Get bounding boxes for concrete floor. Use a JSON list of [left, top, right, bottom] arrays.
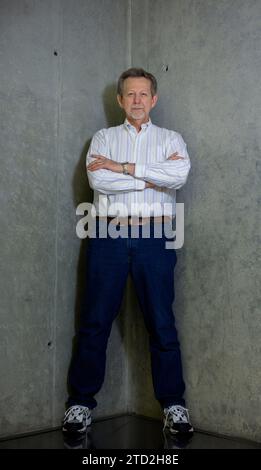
[[0, 415, 260, 449]]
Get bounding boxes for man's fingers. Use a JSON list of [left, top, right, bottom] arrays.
[[167, 152, 184, 160], [87, 157, 109, 171], [88, 164, 104, 169], [89, 154, 106, 160], [87, 161, 102, 167], [87, 154, 108, 170], [88, 165, 104, 171]]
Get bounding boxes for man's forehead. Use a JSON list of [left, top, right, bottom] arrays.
[[123, 77, 151, 91]]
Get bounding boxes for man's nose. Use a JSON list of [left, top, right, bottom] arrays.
[[133, 94, 141, 104]]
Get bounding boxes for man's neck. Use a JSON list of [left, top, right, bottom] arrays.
[[126, 117, 150, 133]]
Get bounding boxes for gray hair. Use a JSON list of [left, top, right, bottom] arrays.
[[117, 67, 158, 97]]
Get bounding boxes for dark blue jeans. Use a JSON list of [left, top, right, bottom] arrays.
[[68, 220, 185, 409]]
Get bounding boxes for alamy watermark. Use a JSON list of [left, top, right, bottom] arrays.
[[75, 201, 185, 249]]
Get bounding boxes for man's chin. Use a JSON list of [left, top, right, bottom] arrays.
[[130, 112, 146, 120]]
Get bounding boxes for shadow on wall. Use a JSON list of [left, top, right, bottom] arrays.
[[66, 83, 127, 398], [102, 84, 125, 127], [127, 277, 162, 418]]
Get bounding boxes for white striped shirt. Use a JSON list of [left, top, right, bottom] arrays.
[[86, 118, 191, 217]]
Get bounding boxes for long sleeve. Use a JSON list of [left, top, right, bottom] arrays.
[[134, 132, 191, 189], [86, 129, 145, 195]]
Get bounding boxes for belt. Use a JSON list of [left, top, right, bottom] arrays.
[[97, 216, 173, 226]]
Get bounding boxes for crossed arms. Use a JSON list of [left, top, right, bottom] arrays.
[[86, 130, 191, 195]]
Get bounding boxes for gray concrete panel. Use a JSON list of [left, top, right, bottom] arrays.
[[0, 0, 60, 435], [130, 0, 261, 442], [0, 0, 129, 437], [53, 0, 129, 425]]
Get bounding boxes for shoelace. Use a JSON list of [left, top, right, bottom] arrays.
[[64, 406, 87, 423], [163, 405, 189, 431]]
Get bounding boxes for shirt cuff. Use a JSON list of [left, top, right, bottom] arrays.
[[135, 164, 146, 179]]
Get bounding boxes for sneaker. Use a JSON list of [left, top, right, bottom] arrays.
[[62, 405, 92, 434], [163, 405, 193, 435]]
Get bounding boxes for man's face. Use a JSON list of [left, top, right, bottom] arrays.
[[117, 77, 158, 124]]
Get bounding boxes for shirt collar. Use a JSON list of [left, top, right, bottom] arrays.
[[124, 118, 152, 131]]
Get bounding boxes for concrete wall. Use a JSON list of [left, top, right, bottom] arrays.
[[130, 0, 261, 442], [1, 0, 261, 444], [0, 0, 129, 438]]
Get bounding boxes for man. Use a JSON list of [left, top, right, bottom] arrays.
[[63, 68, 193, 437]]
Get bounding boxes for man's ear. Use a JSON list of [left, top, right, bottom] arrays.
[[151, 94, 158, 109], [117, 94, 123, 108]]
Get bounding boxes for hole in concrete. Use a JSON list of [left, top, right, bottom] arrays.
[[161, 64, 169, 72]]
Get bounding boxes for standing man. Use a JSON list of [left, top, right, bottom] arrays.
[[63, 68, 193, 436]]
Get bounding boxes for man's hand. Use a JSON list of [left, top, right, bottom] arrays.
[[167, 151, 184, 160], [145, 182, 156, 189], [87, 155, 122, 173]]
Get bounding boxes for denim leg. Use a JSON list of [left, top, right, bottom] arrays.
[[68, 235, 129, 409], [130, 231, 186, 408]]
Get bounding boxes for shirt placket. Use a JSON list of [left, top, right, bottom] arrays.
[[132, 127, 145, 214]]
